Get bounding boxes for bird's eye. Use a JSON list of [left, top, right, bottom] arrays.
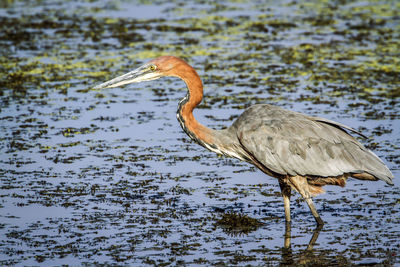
[[150, 65, 157, 71]]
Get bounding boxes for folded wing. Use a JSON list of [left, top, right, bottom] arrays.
[[231, 104, 393, 185]]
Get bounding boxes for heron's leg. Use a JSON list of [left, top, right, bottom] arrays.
[[279, 179, 291, 223], [304, 197, 324, 225], [288, 176, 324, 226]]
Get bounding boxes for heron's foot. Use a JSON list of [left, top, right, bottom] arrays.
[[304, 197, 324, 226], [284, 221, 292, 248]]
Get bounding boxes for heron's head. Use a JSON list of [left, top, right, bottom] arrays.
[[93, 55, 189, 90]]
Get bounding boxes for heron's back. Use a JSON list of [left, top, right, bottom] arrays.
[[229, 104, 393, 185]]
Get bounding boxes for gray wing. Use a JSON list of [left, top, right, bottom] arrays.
[[231, 104, 393, 185]]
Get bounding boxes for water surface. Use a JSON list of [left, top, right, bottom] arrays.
[[0, 0, 399, 265]]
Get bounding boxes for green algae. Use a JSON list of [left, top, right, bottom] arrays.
[[216, 212, 263, 235]]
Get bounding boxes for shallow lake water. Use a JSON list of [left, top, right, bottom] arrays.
[[0, 0, 399, 265]]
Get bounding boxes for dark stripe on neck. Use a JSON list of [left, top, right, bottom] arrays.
[[177, 92, 211, 149]]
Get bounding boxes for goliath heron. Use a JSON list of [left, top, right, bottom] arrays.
[[94, 55, 394, 225]]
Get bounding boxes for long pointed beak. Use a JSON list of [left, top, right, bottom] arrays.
[[93, 64, 162, 90]]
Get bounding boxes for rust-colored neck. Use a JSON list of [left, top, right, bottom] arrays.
[[174, 63, 214, 146]]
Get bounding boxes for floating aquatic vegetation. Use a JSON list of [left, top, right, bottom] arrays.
[[0, 0, 399, 266]]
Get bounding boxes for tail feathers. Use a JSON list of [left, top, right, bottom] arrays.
[[353, 171, 394, 185], [307, 170, 394, 198], [362, 149, 394, 185]]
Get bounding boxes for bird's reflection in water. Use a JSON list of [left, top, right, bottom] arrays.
[[216, 212, 331, 265], [283, 222, 323, 250], [281, 223, 323, 266], [216, 212, 322, 247]]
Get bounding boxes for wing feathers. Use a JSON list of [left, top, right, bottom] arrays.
[[232, 104, 394, 185]]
